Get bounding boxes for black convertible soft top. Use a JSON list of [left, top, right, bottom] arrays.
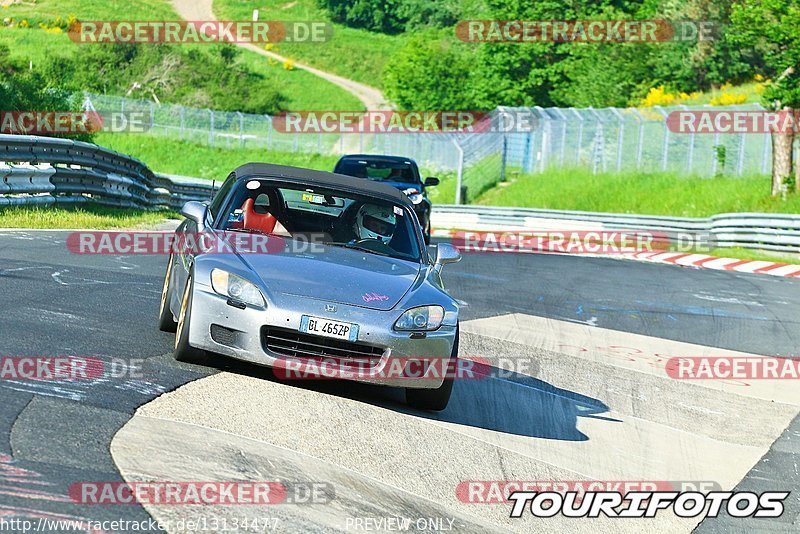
[[232, 163, 411, 206]]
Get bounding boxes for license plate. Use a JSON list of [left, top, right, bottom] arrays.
[[300, 315, 359, 342]]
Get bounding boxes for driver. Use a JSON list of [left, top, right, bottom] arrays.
[[353, 204, 396, 245]]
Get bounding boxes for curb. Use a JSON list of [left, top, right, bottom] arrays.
[[431, 228, 800, 279]]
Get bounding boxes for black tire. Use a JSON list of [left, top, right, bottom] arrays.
[[158, 254, 178, 332], [405, 326, 458, 411], [423, 217, 431, 245], [174, 274, 204, 363]]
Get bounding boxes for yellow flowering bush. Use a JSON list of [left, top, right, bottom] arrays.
[[710, 92, 747, 106], [283, 59, 294, 70], [640, 86, 676, 106]]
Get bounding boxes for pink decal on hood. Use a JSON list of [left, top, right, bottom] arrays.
[[362, 292, 390, 303]]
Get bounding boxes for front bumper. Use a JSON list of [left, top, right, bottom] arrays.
[[187, 283, 456, 389]]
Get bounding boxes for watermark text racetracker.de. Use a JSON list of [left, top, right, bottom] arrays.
[[0, 110, 151, 136], [271, 110, 538, 134], [456, 20, 718, 42], [68, 20, 331, 44], [67, 231, 325, 255], [448, 230, 716, 255], [69, 481, 333, 505], [0, 356, 158, 382]]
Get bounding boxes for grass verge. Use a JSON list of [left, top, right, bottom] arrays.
[[0, 205, 179, 229], [94, 133, 342, 180], [475, 168, 800, 217]]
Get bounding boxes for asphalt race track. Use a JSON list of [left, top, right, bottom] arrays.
[[0, 229, 798, 532]]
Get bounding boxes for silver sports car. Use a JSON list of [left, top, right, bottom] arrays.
[[158, 163, 462, 410]]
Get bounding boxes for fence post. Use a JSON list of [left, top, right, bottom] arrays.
[[179, 106, 185, 140], [737, 130, 747, 176], [453, 138, 464, 205], [208, 109, 215, 146], [237, 112, 244, 148], [265, 115, 272, 149], [679, 105, 694, 174], [534, 106, 547, 172], [553, 107, 568, 167], [610, 107, 624, 171], [570, 108, 583, 166], [631, 108, 645, 170], [655, 106, 669, 171]]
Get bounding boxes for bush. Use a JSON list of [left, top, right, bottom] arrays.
[[42, 44, 288, 115], [0, 45, 93, 141], [317, 0, 459, 33]]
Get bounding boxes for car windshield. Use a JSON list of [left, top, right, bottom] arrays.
[[335, 159, 419, 184], [218, 178, 422, 262]]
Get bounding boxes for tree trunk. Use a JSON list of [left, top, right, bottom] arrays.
[[771, 108, 793, 196]]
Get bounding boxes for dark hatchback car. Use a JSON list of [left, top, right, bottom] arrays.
[[333, 155, 439, 244]]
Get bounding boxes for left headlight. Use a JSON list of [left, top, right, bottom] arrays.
[[211, 269, 265, 307], [394, 305, 444, 331], [403, 187, 424, 205]]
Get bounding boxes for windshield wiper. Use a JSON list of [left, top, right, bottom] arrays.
[[325, 242, 392, 257]]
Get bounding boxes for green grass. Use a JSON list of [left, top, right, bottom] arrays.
[[94, 132, 341, 179], [476, 168, 800, 217], [0, 0, 362, 110], [0, 205, 179, 229], [426, 170, 456, 204], [214, 0, 403, 88]]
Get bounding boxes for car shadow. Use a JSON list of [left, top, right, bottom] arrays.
[[204, 355, 612, 442]]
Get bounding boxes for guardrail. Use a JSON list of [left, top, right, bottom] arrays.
[[431, 205, 800, 254], [0, 134, 217, 210]]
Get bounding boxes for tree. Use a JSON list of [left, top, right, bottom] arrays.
[[730, 0, 800, 195]]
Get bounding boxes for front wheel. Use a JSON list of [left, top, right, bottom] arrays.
[[405, 326, 458, 411], [158, 254, 178, 332], [174, 274, 204, 364]]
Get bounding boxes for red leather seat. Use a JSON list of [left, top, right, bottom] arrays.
[[241, 198, 277, 234]]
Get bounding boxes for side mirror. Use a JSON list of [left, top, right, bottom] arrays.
[[434, 243, 461, 272], [180, 201, 208, 230], [424, 177, 439, 187]]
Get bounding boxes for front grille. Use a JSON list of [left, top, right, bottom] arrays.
[[261, 326, 384, 367]]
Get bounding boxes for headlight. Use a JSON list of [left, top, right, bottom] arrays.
[[211, 269, 265, 307], [403, 188, 424, 205], [394, 305, 444, 331]]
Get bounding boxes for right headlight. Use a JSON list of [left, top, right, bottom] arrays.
[[210, 269, 265, 307], [394, 305, 444, 331]]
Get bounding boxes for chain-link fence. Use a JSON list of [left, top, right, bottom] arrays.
[[84, 94, 772, 204]]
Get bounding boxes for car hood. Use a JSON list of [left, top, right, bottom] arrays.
[[238, 244, 421, 311]]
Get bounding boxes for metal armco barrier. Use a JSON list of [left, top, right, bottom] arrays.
[[431, 205, 800, 253], [0, 134, 217, 210]]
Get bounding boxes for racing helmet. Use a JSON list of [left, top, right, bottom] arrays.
[[354, 204, 396, 244]]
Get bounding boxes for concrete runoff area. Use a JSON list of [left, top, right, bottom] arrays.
[[111, 314, 799, 532]]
